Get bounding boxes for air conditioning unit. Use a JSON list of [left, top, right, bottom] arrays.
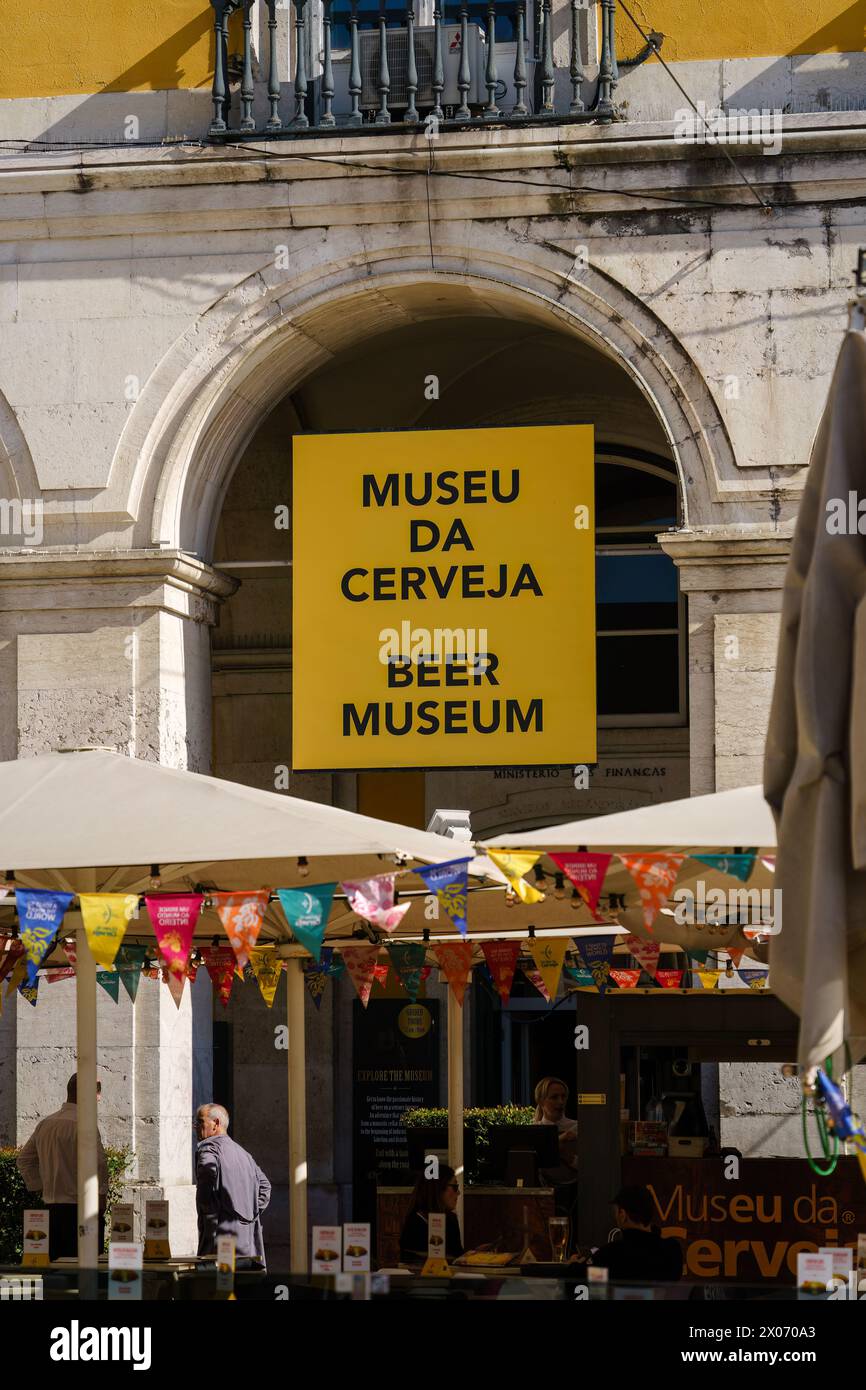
[[359, 25, 487, 110]]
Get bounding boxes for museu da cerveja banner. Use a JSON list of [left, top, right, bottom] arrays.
[[292, 425, 596, 769]]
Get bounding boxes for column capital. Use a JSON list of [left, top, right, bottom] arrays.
[[0, 549, 238, 622], [658, 527, 792, 594]]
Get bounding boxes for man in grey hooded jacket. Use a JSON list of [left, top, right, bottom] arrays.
[[195, 1103, 271, 1266]]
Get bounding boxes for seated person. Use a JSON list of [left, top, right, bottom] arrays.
[[590, 1185, 683, 1282], [399, 1165, 464, 1265], [533, 1076, 578, 1185]]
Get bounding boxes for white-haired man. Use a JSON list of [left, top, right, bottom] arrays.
[[195, 1103, 271, 1267]]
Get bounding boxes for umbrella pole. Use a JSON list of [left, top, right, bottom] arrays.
[[75, 924, 99, 1273], [286, 958, 308, 1271], [447, 986, 464, 1233]]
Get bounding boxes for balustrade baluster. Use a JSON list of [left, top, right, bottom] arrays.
[[348, 0, 363, 125], [484, 0, 499, 118], [597, 0, 614, 119], [405, 1, 419, 124], [321, 0, 336, 125], [511, 0, 527, 115], [540, 0, 554, 114], [456, 0, 471, 120], [432, 0, 445, 120], [240, 0, 255, 130], [375, 0, 391, 124], [569, 0, 585, 113], [291, 0, 310, 128], [210, 1, 229, 133], [266, 0, 282, 129]]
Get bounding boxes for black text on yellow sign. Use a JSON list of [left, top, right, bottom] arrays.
[[292, 425, 596, 770]]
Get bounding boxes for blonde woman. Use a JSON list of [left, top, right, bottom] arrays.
[[533, 1076, 578, 1181]]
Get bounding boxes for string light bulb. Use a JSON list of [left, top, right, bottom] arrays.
[[505, 887, 516, 908], [149, 864, 162, 889], [554, 872, 565, 900], [532, 865, 547, 889], [570, 888, 581, 911], [297, 857, 310, 879]]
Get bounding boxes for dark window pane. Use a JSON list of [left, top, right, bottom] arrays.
[[596, 552, 678, 604], [597, 634, 680, 715], [598, 602, 678, 631]]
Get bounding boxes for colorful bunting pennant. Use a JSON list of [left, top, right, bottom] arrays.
[[5, 954, 28, 997], [432, 941, 474, 1007], [212, 891, 269, 971], [737, 967, 769, 991], [573, 936, 615, 995], [416, 858, 471, 935], [163, 966, 185, 1009], [549, 853, 612, 919], [97, 970, 120, 1003], [19, 974, 39, 1008], [79, 893, 139, 970], [341, 874, 410, 934], [0, 935, 25, 985], [44, 967, 76, 983], [386, 943, 426, 1001], [276, 884, 336, 963], [486, 851, 545, 905], [527, 938, 568, 1001], [341, 945, 380, 1008], [116, 945, 148, 1002], [250, 950, 283, 1007], [522, 964, 551, 1001], [692, 853, 757, 883], [655, 969, 684, 990], [17, 889, 73, 985], [303, 947, 337, 1011], [202, 945, 237, 1009], [564, 964, 595, 989], [697, 969, 720, 990], [617, 854, 685, 933], [145, 894, 203, 977], [481, 940, 521, 1004], [610, 968, 641, 989]]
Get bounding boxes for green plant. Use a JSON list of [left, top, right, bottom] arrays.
[[0, 1146, 132, 1264], [401, 1105, 535, 1183]]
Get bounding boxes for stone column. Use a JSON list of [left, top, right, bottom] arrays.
[[658, 529, 791, 796], [1, 549, 236, 1253]]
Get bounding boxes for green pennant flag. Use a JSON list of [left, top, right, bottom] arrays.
[[116, 945, 148, 1002], [97, 969, 120, 1003], [693, 852, 757, 883], [386, 942, 426, 1001], [276, 884, 336, 963]]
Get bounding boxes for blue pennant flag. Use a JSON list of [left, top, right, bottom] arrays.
[[417, 858, 471, 936], [17, 889, 74, 985], [573, 936, 616, 995], [277, 884, 336, 963]]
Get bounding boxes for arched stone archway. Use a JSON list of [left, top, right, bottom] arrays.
[[121, 237, 742, 559]]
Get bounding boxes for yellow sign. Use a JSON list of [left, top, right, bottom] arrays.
[[578, 1093, 606, 1106], [292, 425, 596, 769], [398, 1003, 431, 1038]]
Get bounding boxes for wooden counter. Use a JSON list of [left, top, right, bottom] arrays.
[[377, 1185, 556, 1266]]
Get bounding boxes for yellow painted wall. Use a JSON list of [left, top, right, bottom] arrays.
[[2, 0, 863, 98], [623, 0, 865, 64]]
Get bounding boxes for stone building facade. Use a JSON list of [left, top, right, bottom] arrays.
[[1, 0, 865, 1256]]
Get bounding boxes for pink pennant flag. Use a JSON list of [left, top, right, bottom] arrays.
[[550, 853, 612, 919], [623, 934, 661, 980], [341, 874, 411, 934], [522, 964, 551, 1002], [618, 854, 685, 933], [373, 961, 390, 990], [610, 968, 641, 989], [201, 945, 236, 1009], [45, 967, 76, 983], [341, 945, 380, 1007], [145, 894, 203, 977]]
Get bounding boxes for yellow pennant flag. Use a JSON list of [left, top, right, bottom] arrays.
[[5, 955, 28, 997], [487, 850, 545, 905], [250, 950, 283, 1008], [698, 969, 720, 990], [79, 893, 139, 970], [528, 938, 568, 1000]]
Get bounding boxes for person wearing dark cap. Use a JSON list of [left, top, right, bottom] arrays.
[[590, 1185, 682, 1281]]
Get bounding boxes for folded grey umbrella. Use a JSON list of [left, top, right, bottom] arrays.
[[765, 325, 866, 1072]]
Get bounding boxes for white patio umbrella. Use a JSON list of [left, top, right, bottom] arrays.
[[0, 748, 475, 1272]]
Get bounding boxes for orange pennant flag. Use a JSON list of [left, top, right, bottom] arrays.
[[433, 941, 474, 1007], [618, 854, 685, 933], [212, 891, 270, 971]]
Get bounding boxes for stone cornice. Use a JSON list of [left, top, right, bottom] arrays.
[[658, 527, 792, 591], [0, 548, 238, 600]]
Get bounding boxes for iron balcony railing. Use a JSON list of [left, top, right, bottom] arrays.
[[209, 0, 656, 137]]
